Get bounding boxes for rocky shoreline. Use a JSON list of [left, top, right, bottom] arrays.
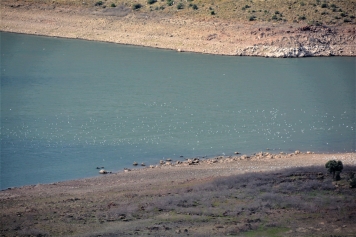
[[124, 150, 314, 172], [1, 0, 355, 58]]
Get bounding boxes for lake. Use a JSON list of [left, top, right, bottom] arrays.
[[1, 32, 355, 189]]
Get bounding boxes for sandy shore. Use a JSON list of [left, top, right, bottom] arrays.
[[1, 0, 355, 57]]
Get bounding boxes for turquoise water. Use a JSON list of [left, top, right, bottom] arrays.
[[1, 32, 355, 189]]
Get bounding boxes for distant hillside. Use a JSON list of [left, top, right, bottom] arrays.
[[29, 0, 356, 25]]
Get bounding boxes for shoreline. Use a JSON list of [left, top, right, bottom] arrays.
[[1, 0, 355, 58], [2, 151, 355, 190]]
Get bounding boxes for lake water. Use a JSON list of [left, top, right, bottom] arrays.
[[1, 32, 355, 189]]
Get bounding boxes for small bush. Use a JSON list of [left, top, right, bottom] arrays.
[[132, 3, 142, 9], [275, 10, 280, 14], [147, 0, 157, 4], [177, 2, 184, 9], [344, 18, 352, 22], [191, 4, 198, 10], [167, 0, 174, 6], [210, 10, 215, 15], [249, 16, 255, 21], [299, 15, 306, 20], [95, 1, 103, 6], [272, 15, 278, 20], [110, 3, 116, 7], [321, 3, 328, 8], [340, 12, 347, 17], [325, 160, 343, 180]]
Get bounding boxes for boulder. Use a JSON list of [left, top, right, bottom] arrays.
[[99, 169, 107, 174]]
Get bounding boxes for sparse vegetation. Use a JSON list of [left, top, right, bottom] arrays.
[[6, 0, 355, 24], [177, 2, 184, 9], [110, 3, 116, 7], [167, 0, 174, 6], [94, 0, 103, 6], [2, 161, 356, 236], [132, 3, 142, 9]]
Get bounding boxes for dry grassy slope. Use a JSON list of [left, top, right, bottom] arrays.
[[29, 0, 356, 24]]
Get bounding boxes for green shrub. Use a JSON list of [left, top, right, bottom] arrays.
[[95, 1, 103, 6], [192, 4, 198, 10], [272, 15, 278, 20], [110, 3, 116, 7], [340, 12, 347, 17], [147, 0, 157, 4], [321, 3, 328, 8], [242, 5, 250, 10], [275, 10, 280, 14], [249, 16, 255, 21], [177, 2, 184, 9], [132, 3, 142, 9], [298, 16, 306, 20], [210, 10, 215, 15], [344, 18, 352, 22], [325, 160, 343, 180], [167, 0, 174, 6]]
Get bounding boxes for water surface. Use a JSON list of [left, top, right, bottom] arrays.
[[1, 32, 355, 189]]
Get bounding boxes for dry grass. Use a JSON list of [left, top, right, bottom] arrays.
[[3, 165, 356, 236], [25, 0, 356, 25]]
